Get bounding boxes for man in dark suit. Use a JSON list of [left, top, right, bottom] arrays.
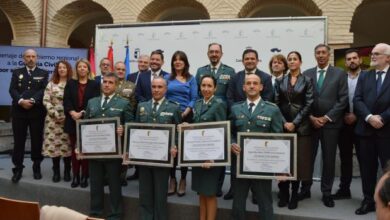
[[127, 54, 150, 85], [83, 72, 134, 219], [332, 49, 364, 200], [299, 44, 348, 208], [8, 48, 49, 182], [227, 48, 273, 108], [135, 50, 170, 103], [225, 48, 273, 201], [354, 43, 390, 215], [94, 57, 111, 86]]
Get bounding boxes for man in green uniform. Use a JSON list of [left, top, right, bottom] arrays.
[[195, 43, 235, 102], [136, 77, 181, 220], [195, 42, 235, 197], [114, 61, 137, 186], [230, 74, 283, 220], [84, 72, 134, 220]]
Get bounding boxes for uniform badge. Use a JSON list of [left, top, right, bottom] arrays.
[[122, 88, 132, 97], [19, 74, 23, 79], [140, 107, 145, 113]]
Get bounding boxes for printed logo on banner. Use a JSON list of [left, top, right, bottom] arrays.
[[235, 30, 247, 39], [267, 29, 280, 38]]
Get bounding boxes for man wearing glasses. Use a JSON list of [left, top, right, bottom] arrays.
[[95, 58, 112, 85], [354, 43, 390, 215]]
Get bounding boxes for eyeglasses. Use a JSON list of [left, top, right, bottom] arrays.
[[101, 63, 110, 66], [370, 52, 386, 57]]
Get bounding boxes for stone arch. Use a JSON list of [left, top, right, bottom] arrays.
[[46, 0, 113, 48], [138, 0, 210, 22], [0, 0, 39, 46], [0, 8, 13, 45], [351, 0, 390, 47], [238, 0, 322, 18]]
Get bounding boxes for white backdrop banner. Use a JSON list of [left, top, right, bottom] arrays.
[[95, 17, 326, 75]]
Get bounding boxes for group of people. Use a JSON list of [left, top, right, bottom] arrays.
[[8, 42, 390, 220]]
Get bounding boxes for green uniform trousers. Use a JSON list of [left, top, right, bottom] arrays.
[[139, 166, 170, 220]]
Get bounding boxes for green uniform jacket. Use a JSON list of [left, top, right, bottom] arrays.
[[193, 97, 226, 122], [85, 94, 134, 124], [195, 63, 235, 101], [136, 98, 181, 124], [230, 99, 284, 143]]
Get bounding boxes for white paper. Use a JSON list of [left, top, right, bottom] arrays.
[[183, 128, 225, 161], [81, 123, 116, 153], [243, 138, 290, 173], [128, 129, 169, 161]]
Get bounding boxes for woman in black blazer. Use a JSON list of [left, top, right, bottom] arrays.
[[63, 58, 100, 188], [274, 51, 314, 209]]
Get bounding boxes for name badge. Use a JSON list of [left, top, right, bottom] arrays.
[[33, 77, 44, 80], [160, 112, 173, 116], [257, 115, 271, 121], [110, 107, 122, 111]]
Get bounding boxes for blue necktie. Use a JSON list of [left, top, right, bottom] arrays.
[[376, 71, 384, 95]]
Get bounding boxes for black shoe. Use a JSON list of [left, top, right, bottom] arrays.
[[33, 171, 42, 180], [252, 194, 258, 204], [11, 168, 22, 183], [331, 189, 351, 200], [126, 173, 139, 181], [71, 174, 80, 188], [216, 190, 223, 197], [355, 200, 375, 215], [297, 190, 311, 201], [322, 195, 335, 208], [121, 178, 128, 187], [288, 193, 298, 210], [278, 193, 289, 208], [80, 175, 88, 188], [223, 189, 233, 200], [63, 169, 71, 182], [52, 172, 60, 183]]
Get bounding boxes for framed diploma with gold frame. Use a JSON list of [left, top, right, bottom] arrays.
[[76, 117, 121, 159], [237, 132, 297, 180], [178, 121, 231, 167], [123, 123, 175, 168]]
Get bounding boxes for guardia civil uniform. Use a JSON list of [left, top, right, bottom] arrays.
[[136, 98, 181, 220], [191, 97, 227, 196], [195, 63, 235, 101], [230, 98, 283, 220], [195, 63, 235, 193], [85, 94, 134, 220]]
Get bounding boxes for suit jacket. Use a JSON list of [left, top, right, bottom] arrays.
[[135, 70, 170, 102], [229, 99, 283, 143], [193, 97, 227, 123], [303, 66, 348, 129], [85, 94, 134, 124], [354, 69, 390, 137], [226, 69, 273, 108], [9, 66, 48, 118], [127, 71, 140, 84], [94, 75, 103, 86], [63, 79, 100, 134], [274, 73, 314, 135], [195, 63, 235, 101]]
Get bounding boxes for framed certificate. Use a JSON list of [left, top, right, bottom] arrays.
[[237, 132, 297, 180], [76, 117, 121, 159], [123, 123, 175, 167], [178, 121, 231, 167]]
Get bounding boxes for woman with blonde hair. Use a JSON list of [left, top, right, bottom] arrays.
[[63, 58, 100, 188]]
